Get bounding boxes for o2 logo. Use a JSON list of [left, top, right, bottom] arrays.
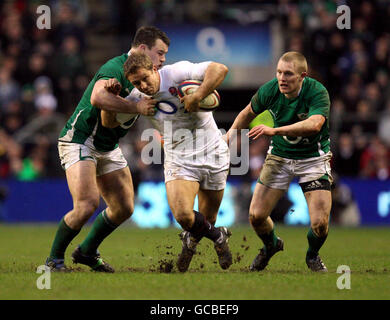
[[156, 101, 177, 114], [155, 101, 188, 114]]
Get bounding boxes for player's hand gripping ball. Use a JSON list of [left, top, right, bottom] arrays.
[[178, 80, 220, 111]]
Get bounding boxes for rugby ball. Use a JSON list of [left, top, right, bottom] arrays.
[[177, 80, 220, 111]]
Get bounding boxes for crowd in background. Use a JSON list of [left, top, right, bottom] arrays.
[[0, 0, 390, 186], [0, 0, 89, 179]]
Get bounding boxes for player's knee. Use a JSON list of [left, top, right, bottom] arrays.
[[311, 219, 329, 237], [175, 211, 194, 230], [116, 202, 134, 220], [249, 208, 267, 227], [75, 199, 99, 215], [74, 199, 99, 221]]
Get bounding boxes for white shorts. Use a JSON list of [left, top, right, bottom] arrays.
[[58, 141, 128, 176], [164, 163, 229, 190], [259, 152, 333, 190], [164, 138, 230, 190]]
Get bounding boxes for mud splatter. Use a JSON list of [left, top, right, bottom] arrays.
[[158, 259, 174, 273]]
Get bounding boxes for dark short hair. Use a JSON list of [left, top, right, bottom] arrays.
[[131, 26, 170, 49], [124, 52, 154, 79]]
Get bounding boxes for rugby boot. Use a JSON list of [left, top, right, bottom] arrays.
[[250, 237, 284, 271], [71, 245, 115, 273], [306, 254, 328, 272], [45, 258, 70, 272], [176, 231, 199, 272], [214, 227, 233, 270]]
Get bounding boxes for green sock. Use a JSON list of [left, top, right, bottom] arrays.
[[49, 218, 80, 260], [259, 228, 278, 253], [306, 228, 327, 259], [79, 210, 118, 255]]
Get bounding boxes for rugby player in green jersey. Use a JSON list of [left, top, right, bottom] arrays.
[[227, 52, 332, 272], [45, 27, 170, 272]]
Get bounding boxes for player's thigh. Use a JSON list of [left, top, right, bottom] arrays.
[[97, 166, 135, 214], [258, 154, 293, 190], [249, 183, 285, 220], [198, 188, 224, 223], [66, 160, 100, 208], [304, 189, 332, 231], [165, 179, 199, 217]]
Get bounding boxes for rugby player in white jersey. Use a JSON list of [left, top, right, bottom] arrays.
[[102, 52, 232, 272]]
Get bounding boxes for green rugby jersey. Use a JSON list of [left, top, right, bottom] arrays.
[[59, 53, 137, 152], [251, 77, 330, 159]]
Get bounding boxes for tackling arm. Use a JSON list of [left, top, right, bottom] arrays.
[[226, 103, 257, 143], [248, 114, 325, 140], [91, 79, 157, 116], [91, 79, 139, 113]]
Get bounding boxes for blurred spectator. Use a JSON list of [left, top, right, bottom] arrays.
[[34, 76, 58, 114], [53, 35, 87, 114], [352, 99, 378, 134], [0, 128, 23, 179], [185, 0, 218, 24], [360, 137, 390, 180], [329, 97, 345, 137], [378, 101, 390, 147], [14, 135, 50, 181], [0, 4, 31, 58], [331, 174, 361, 226], [1, 111, 24, 136], [363, 82, 383, 112], [376, 70, 390, 102], [16, 52, 52, 88], [372, 34, 390, 72], [52, 1, 86, 50], [0, 67, 20, 111], [55, 36, 85, 79], [341, 82, 360, 112], [333, 133, 362, 177]]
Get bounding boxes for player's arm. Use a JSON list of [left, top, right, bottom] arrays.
[[225, 102, 257, 144], [181, 62, 228, 112], [91, 79, 136, 112], [91, 79, 156, 116], [99, 79, 121, 128], [193, 62, 228, 101], [248, 114, 325, 140]]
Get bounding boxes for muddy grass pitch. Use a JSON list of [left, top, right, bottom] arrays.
[[1, 224, 389, 300]]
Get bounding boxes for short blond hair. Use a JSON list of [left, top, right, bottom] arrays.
[[124, 52, 153, 78], [279, 51, 308, 74]]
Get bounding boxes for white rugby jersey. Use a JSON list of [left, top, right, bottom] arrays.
[[127, 61, 229, 169]]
